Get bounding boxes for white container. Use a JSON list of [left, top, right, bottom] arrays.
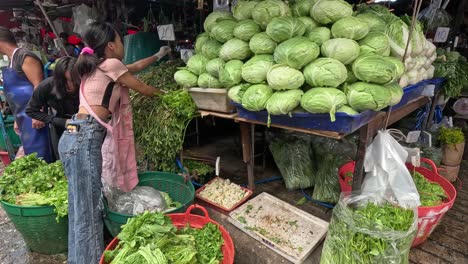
[[187, 87, 235, 113]]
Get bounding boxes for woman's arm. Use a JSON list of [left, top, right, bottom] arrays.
[[117, 72, 166, 97], [22, 56, 44, 88], [126, 46, 171, 73]]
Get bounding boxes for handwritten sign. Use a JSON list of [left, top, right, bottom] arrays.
[[157, 24, 175, 41], [434, 27, 450, 43]]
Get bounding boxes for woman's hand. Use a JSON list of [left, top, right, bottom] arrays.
[[32, 119, 46, 129], [155, 46, 171, 58]]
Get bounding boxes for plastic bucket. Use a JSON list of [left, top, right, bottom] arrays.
[[103, 171, 195, 237], [338, 158, 457, 247], [0, 201, 68, 254], [99, 204, 235, 264]]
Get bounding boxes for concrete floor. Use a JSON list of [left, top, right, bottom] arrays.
[[0, 131, 467, 264]]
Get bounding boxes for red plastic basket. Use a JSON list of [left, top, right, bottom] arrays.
[[99, 204, 235, 264], [195, 177, 253, 213], [0, 151, 11, 165], [338, 158, 457, 247]]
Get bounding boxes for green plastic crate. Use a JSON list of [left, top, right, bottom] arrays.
[[103, 171, 195, 237], [0, 116, 21, 150], [1, 201, 68, 254]]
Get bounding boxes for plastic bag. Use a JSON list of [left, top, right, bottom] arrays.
[[108, 186, 167, 215], [362, 130, 421, 208], [72, 4, 96, 35], [268, 131, 315, 190]]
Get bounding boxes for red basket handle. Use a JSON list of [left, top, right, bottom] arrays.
[[184, 204, 210, 223], [420, 158, 438, 173]]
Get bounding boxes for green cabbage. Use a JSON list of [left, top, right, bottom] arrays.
[[233, 1, 258, 20], [321, 38, 360, 65], [383, 56, 405, 78], [297, 16, 320, 34], [249, 32, 277, 54], [228, 83, 251, 103], [267, 65, 305, 90], [219, 60, 244, 88], [210, 20, 238, 43], [352, 55, 401, 84], [194, 33, 211, 53], [266, 17, 306, 43], [242, 84, 274, 111], [385, 18, 410, 58], [201, 39, 222, 60], [292, 0, 319, 17], [233, 20, 261, 41], [266, 89, 304, 115], [204, 11, 233, 33], [356, 13, 386, 32], [303, 58, 347, 88], [337, 105, 359, 115], [186, 54, 209, 75], [311, 0, 353, 25], [385, 82, 403, 106], [197, 73, 222, 88], [300, 87, 347, 121], [252, 0, 291, 29], [331, 17, 369, 40], [274, 37, 319, 69], [346, 65, 358, 83], [219, 38, 252, 61], [205, 58, 225, 78], [174, 70, 198, 88], [241, 55, 275, 83], [346, 82, 392, 111], [306, 27, 331, 46], [358, 31, 391, 56]]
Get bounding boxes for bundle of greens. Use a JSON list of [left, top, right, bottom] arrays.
[[321, 200, 416, 264], [103, 211, 224, 264], [434, 49, 468, 98], [183, 160, 214, 177], [0, 154, 68, 220], [412, 171, 447, 207]]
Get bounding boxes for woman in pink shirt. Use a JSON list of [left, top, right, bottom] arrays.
[[58, 22, 170, 264]]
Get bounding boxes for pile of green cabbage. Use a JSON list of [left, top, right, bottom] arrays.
[[174, 1, 436, 122]]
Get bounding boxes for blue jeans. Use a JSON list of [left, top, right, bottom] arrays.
[[58, 116, 106, 264]]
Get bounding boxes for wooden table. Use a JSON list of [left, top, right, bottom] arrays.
[[199, 96, 431, 191]]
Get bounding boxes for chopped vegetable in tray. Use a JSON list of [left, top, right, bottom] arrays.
[[198, 178, 249, 209]]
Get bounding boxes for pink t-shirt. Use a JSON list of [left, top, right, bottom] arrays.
[[81, 58, 128, 112]]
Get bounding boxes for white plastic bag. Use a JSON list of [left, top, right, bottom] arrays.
[[72, 4, 96, 35]]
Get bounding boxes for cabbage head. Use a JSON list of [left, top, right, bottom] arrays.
[[266, 17, 306, 43], [321, 38, 360, 65], [201, 39, 222, 60], [266, 89, 304, 115], [194, 33, 211, 53], [233, 20, 261, 41], [385, 82, 403, 106], [186, 54, 209, 75], [204, 11, 233, 33], [197, 73, 222, 88], [352, 55, 401, 84], [292, 0, 319, 17], [311, 0, 353, 25], [385, 18, 410, 58], [358, 31, 391, 56], [219, 60, 244, 88], [174, 70, 198, 88], [242, 84, 274, 111], [211, 20, 238, 43], [297, 17, 320, 34], [383, 56, 405, 78], [306, 27, 331, 46], [337, 105, 358, 115], [331, 17, 369, 40], [206, 58, 225, 78], [252, 0, 291, 29], [249, 32, 277, 54], [233, 1, 258, 20], [346, 82, 392, 111], [300, 87, 347, 121], [274, 37, 319, 69], [228, 83, 251, 103], [356, 13, 386, 32], [267, 65, 305, 90], [303, 58, 347, 87], [241, 55, 275, 83], [219, 39, 252, 61], [346, 65, 358, 83]]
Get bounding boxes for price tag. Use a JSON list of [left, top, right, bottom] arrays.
[[157, 24, 175, 41], [420, 131, 432, 147], [406, 130, 421, 143], [405, 147, 421, 167], [422, 84, 435, 97], [434, 27, 450, 43]]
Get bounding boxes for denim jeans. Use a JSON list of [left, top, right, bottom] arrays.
[[58, 116, 106, 264]]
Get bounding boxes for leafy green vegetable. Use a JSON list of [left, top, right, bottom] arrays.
[[198, 73, 222, 88], [211, 20, 238, 43], [266, 89, 304, 116], [251, 0, 291, 29], [219, 38, 252, 61], [311, 0, 353, 25], [438, 127, 465, 145], [219, 60, 243, 88], [301, 88, 347, 122], [241, 84, 274, 111], [352, 55, 403, 85], [265, 17, 305, 43], [204, 11, 233, 33], [306, 27, 331, 46], [232, 1, 258, 21], [434, 49, 468, 98], [186, 54, 209, 75], [205, 58, 225, 78], [267, 65, 304, 90], [241, 55, 274, 84], [249, 32, 277, 55], [331, 17, 369, 40], [346, 82, 392, 112], [183, 160, 214, 176], [321, 38, 360, 65], [174, 69, 198, 88], [303, 58, 347, 88], [228, 83, 251, 104], [233, 19, 261, 41], [412, 172, 447, 207], [202, 40, 223, 60], [273, 37, 319, 70]]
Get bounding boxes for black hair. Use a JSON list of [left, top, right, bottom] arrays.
[[59, 32, 69, 39], [74, 22, 120, 78], [0, 27, 16, 45], [53, 56, 78, 100]]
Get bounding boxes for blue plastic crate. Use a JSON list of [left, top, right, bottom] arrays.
[[235, 104, 378, 134], [390, 81, 427, 111]]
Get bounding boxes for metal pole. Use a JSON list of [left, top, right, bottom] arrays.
[[35, 0, 70, 56]]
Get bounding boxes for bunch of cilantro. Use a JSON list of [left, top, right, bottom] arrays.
[[104, 211, 224, 264], [0, 154, 68, 220]]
